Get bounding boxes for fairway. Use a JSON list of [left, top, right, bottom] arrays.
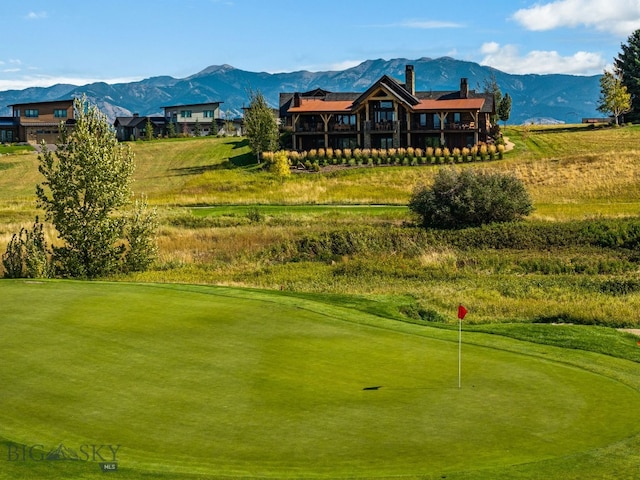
[[2, 280, 640, 479]]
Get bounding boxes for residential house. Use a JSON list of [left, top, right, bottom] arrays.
[[114, 114, 166, 141], [163, 102, 223, 137], [7, 99, 75, 144], [0, 117, 18, 143], [279, 65, 495, 151]]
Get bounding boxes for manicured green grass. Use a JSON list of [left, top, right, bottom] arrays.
[[191, 204, 407, 217], [0, 144, 35, 156], [2, 280, 640, 479]]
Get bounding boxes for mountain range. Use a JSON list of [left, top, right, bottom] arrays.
[[0, 57, 603, 125]]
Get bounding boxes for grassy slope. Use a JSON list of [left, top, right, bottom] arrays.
[[4, 129, 640, 325], [2, 280, 640, 479]]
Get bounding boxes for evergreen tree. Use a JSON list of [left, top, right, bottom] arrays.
[[614, 29, 640, 122], [145, 118, 154, 141], [497, 93, 512, 126], [244, 90, 279, 163], [482, 72, 502, 126], [167, 121, 176, 138], [194, 119, 202, 137], [597, 70, 632, 125]]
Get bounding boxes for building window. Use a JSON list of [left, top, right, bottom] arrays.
[[13, 109, 20, 117], [433, 114, 441, 129], [54, 109, 67, 118], [453, 112, 461, 124], [373, 101, 395, 124], [180, 110, 192, 118], [203, 110, 214, 118], [25, 109, 39, 118], [418, 113, 427, 127], [335, 114, 356, 125]]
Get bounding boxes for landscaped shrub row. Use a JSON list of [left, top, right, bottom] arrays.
[[263, 144, 505, 170]]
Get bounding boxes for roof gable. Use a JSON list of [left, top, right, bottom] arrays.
[[351, 75, 420, 111]]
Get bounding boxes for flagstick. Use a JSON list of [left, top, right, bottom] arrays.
[[458, 316, 462, 389]]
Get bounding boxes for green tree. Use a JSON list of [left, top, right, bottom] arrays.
[[497, 93, 512, 126], [614, 29, 640, 122], [597, 70, 632, 125], [244, 90, 279, 163], [35, 96, 156, 278], [144, 117, 154, 141], [482, 72, 502, 126], [166, 120, 176, 138], [409, 168, 533, 229], [194, 119, 202, 137]]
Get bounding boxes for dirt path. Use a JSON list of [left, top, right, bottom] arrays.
[[503, 136, 515, 152]]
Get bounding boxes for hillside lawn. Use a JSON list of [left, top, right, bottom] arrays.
[[2, 280, 640, 479], [3, 126, 640, 326]]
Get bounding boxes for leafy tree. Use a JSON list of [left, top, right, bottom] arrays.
[[244, 89, 279, 163], [35, 96, 156, 278], [409, 168, 533, 229], [497, 93, 512, 126], [597, 70, 632, 125], [269, 150, 291, 178], [144, 118, 154, 141], [614, 29, 640, 122]]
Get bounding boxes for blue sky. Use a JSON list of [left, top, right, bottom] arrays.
[[2, 0, 640, 90]]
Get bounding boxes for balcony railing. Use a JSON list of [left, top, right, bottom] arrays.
[[410, 122, 477, 131], [330, 124, 356, 132], [363, 120, 400, 133], [295, 124, 325, 133]]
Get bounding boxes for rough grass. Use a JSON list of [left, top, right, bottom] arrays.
[[4, 129, 640, 328]]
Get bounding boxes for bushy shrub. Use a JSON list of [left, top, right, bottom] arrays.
[[2, 218, 50, 278], [408, 168, 533, 229]]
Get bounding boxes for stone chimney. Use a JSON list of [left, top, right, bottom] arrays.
[[460, 78, 469, 99], [293, 92, 301, 107], [405, 65, 415, 95]]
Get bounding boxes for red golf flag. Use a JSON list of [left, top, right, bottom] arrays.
[[458, 305, 468, 320]]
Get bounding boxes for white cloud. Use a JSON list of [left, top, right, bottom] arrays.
[[0, 75, 143, 91], [25, 11, 47, 20], [512, 0, 640, 36], [479, 42, 606, 75], [328, 60, 365, 71]]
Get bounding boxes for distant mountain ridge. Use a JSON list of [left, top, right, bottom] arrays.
[[0, 57, 602, 124]]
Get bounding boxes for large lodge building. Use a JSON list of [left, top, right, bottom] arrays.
[[279, 65, 495, 151]]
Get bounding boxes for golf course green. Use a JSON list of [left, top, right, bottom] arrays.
[[2, 279, 640, 479]]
